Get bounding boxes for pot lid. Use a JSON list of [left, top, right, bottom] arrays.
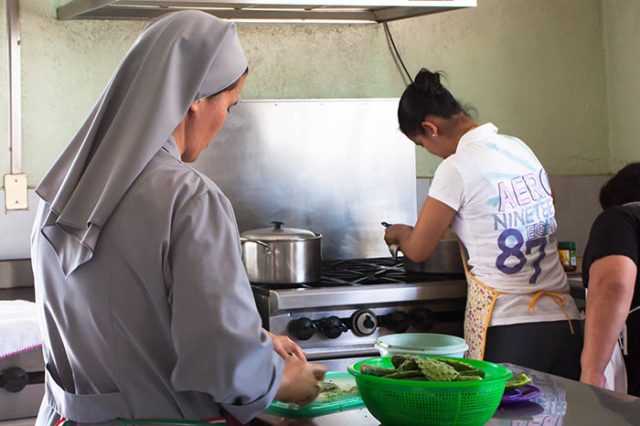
[[241, 221, 321, 241]]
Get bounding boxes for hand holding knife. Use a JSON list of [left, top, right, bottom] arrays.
[[381, 221, 400, 260]]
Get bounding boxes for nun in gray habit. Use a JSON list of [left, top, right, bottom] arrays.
[[31, 10, 325, 426]]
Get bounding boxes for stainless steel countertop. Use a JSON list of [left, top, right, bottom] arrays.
[[255, 363, 640, 426], [5, 363, 634, 426]]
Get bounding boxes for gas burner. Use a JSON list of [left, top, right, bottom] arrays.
[[318, 257, 464, 287], [250, 257, 465, 289]]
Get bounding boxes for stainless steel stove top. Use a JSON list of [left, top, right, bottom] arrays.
[[251, 257, 466, 289], [251, 257, 468, 370]]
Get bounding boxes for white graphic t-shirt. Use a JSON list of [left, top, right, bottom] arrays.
[[428, 123, 579, 326]]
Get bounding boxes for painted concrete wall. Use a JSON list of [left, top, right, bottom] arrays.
[[603, 0, 640, 173], [382, 0, 609, 177], [0, 0, 611, 187]]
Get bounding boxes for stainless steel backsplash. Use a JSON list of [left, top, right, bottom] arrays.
[[193, 99, 417, 260]]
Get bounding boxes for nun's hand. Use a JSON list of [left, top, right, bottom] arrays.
[[267, 330, 307, 361], [275, 355, 327, 406]]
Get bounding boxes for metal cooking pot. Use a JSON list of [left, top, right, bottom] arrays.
[[403, 239, 464, 274], [240, 221, 322, 284]]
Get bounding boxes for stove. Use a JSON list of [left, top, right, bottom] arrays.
[[0, 259, 44, 421], [251, 257, 468, 371]]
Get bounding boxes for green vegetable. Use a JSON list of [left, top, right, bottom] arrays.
[[360, 364, 396, 377], [320, 382, 340, 393], [317, 382, 359, 402], [386, 370, 424, 379], [397, 359, 420, 372], [391, 355, 410, 369], [458, 369, 486, 379], [437, 358, 476, 372], [506, 373, 532, 388], [361, 356, 486, 383], [454, 375, 483, 381], [417, 358, 459, 382]]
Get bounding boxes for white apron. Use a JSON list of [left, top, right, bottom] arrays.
[[602, 305, 640, 393]]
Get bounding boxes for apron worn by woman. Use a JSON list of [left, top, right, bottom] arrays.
[[459, 244, 576, 360], [602, 305, 639, 393]]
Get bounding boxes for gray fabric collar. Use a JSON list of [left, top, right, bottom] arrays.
[[162, 137, 182, 160]]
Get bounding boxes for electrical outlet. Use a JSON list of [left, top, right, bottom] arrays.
[[4, 173, 28, 211]]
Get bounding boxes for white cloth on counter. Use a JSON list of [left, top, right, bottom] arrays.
[[0, 300, 42, 359]]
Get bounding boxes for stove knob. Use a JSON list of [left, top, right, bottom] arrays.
[[411, 308, 436, 331], [1, 367, 28, 393], [288, 317, 316, 341], [350, 309, 378, 336], [317, 316, 348, 339], [383, 310, 411, 333]]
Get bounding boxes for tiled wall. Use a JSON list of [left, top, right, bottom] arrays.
[[416, 175, 610, 256]]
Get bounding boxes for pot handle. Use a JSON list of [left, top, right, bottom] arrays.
[[240, 238, 272, 254]]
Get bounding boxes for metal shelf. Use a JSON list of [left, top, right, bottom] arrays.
[[56, 0, 476, 23]]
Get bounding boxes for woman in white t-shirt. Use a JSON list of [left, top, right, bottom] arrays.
[[385, 69, 582, 379]]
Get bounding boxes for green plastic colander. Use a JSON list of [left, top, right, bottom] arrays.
[[347, 356, 512, 426]]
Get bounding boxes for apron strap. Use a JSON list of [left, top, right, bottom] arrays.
[[528, 290, 575, 334]]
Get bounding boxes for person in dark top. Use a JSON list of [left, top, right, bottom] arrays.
[[581, 162, 640, 396]]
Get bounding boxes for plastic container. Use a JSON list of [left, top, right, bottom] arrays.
[[348, 356, 512, 426], [375, 333, 469, 358], [558, 241, 577, 272], [265, 371, 363, 418]]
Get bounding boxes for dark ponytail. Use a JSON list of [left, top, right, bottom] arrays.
[[398, 68, 467, 137]]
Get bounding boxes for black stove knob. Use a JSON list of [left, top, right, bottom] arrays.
[[383, 311, 411, 333], [351, 309, 378, 336], [1, 367, 28, 393], [317, 316, 348, 339], [288, 317, 316, 341], [411, 308, 436, 331]]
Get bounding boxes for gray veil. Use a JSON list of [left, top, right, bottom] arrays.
[[35, 11, 248, 277]]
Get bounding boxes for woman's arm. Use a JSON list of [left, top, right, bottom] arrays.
[[384, 197, 457, 262], [580, 255, 637, 388]]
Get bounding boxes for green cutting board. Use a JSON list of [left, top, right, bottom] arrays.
[[265, 371, 364, 418]]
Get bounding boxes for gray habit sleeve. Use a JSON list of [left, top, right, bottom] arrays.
[[168, 188, 284, 423]]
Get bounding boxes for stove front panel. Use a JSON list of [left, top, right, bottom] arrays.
[[254, 286, 466, 361]]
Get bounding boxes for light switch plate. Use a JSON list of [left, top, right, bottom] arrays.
[[4, 173, 28, 211]]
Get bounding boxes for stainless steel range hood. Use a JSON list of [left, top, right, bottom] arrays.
[[56, 0, 476, 23]]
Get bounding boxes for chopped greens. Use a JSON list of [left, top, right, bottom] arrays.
[[317, 380, 359, 402], [361, 355, 486, 383]]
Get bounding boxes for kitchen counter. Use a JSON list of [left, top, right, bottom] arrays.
[[254, 364, 640, 426], [4, 365, 637, 426]]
